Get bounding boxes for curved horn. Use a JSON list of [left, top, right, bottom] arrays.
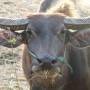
[[0, 18, 29, 30], [64, 17, 90, 30]]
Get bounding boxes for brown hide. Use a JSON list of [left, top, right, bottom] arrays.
[[22, 45, 32, 82], [22, 45, 35, 90], [64, 44, 90, 90]]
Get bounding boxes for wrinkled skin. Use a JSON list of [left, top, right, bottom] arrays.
[[64, 44, 90, 90]]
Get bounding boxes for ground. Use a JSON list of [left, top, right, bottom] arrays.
[[0, 0, 41, 90]]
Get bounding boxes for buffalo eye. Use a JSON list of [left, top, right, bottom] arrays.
[[26, 28, 37, 38], [57, 29, 66, 41], [26, 30, 32, 35]]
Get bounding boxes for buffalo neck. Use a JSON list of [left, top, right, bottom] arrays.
[[65, 44, 90, 90]]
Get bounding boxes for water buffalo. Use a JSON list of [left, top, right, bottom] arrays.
[[0, 0, 90, 90]]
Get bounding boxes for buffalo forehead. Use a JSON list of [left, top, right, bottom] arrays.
[[28, 14, 65, 32], [27, 14, 65, 58]]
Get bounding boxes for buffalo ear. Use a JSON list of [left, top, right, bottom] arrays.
[[0, 29, 26, 48], [69, 29, 90, 48]]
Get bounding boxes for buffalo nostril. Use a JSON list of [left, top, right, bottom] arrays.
[[51, 60, 57, 64]]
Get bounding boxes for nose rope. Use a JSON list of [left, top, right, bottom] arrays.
[[64, 30, 73, 73], [64, 47, 73, 73], [28, 50, 38, 59], [56, 48, 73, 74], [55, 30, 73, 73]]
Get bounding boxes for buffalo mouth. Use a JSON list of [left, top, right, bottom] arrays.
[[30, 66, 68, 89]]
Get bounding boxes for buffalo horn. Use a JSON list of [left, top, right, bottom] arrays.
[[0, 18, 29, 31], [64, 17, 90, 30]]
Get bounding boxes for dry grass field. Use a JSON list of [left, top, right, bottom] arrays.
[[0, 0, 41, 90]]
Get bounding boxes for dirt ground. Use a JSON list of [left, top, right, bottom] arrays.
[[0, 0, 41, 90]]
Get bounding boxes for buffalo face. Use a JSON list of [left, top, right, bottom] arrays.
[[26, 14, 70, 89]]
